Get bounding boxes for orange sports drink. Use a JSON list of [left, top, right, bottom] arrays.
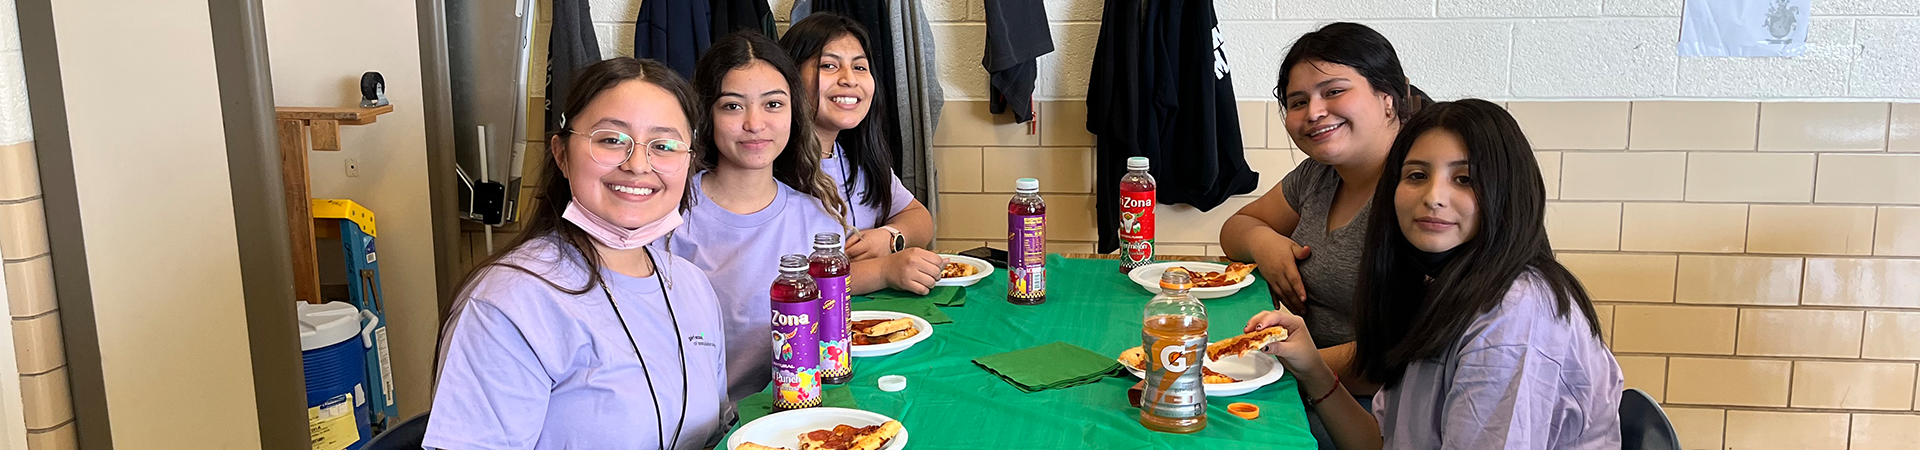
[[1140, 270, 1207, 433]]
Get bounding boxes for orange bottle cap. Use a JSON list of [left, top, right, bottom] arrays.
[[1227, 402, 1260, 420]]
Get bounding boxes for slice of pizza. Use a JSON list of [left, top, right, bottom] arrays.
[[852, 327, 918, 346], [847, 420, 904, 450], [851, 318, 914, 337], [1201, 366, 1240, 384], [1221, 263, 1258, 283], [738, 443, 793, 450], [797, 420, 903, 450], [1117, 346, 1146, 371], [1206, 327, 1289, 361], [941, 261, 978, 278]]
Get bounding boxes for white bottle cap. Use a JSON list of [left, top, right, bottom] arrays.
[[1015, 178, 1039, 192], [1126, 156, 1149, 170], [877, 375, 907, 392]]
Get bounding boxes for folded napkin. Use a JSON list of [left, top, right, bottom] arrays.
[[972, 342, 1123, 393], [859, 286, 966, 307], [850, 297, 953, 324], [735, 386, 859, 424]]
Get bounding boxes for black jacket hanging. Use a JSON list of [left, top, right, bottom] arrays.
[[547, 0, 602, 134], [982, 0, 1052, 123], [710, 0, 776, 41], [636, 0, 713, 80], [1087, 0, 1258, 253]]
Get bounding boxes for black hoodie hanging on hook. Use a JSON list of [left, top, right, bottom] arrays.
[[1087, 0, 1258, 253]]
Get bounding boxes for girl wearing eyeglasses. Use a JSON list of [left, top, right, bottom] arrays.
[[425, 57, 729, 450]]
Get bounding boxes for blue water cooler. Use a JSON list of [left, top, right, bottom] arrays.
[[300, 301, 372, 450]]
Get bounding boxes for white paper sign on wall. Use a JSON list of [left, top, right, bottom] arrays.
[[1678, 0, 1812, 57]]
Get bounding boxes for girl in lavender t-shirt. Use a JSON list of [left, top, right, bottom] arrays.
[[425, 57, 729, 450], [780, 14, 941, 286], [670, 32, 949, 403], [1246, 100, 1623, 450]]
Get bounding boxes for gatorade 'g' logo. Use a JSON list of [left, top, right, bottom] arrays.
[[1160, 344, 1191, 373]]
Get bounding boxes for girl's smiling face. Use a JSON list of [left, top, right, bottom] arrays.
[[710, 60, 795, 171], [551, 79, 692, 229], [805, 34, 874, 135], [1283, 60, 1400, 167], [1394, 128, 1479, 253]]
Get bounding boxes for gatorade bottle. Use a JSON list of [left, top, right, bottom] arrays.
[[1140, 270, 1207, 433], [1008, 178, 1047, 305], [809, 233, 853, 385], [1119, 156, 1157, 273], [770, 255, 822, 410]]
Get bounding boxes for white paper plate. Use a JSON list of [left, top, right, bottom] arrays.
[[934, 254, 993, 287], [1200, 352, 1287, 397], [1128, 261, 1256, 300], [848, 311, 932, 357], [726, 407, 908, 450], [1119, 351, 1286, 398]]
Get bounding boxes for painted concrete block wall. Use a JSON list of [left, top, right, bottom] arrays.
[[0, 0, 26, 145], [561, 0, 1918, 102]]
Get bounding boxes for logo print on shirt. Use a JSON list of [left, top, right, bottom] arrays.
[[686, 333, 718, 349]]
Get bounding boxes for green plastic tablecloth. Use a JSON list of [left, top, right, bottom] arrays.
[[729, 255, 1317, 449]]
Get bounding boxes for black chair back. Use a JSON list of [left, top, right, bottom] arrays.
[[1620, 388, 1679, 450], [364, 412, 430, 450]]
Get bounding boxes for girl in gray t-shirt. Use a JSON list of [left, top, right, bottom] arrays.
[[1221, 23, 1431, 393], [1250, 99, 1622, 450]]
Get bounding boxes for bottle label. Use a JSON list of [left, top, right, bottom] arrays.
[[816, 275, 851, 378], [771, 299, 822, 409], [1009, 213, 1047, 299], [1120, 190, 1156, 268], [1143, 331, 1208, 420]]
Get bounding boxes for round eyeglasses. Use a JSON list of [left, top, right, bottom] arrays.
[[566, 128, 693, 173]]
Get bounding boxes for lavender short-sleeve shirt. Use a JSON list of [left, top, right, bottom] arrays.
[[424, 238, 728, 450], [1372, 271, 1624, 450]]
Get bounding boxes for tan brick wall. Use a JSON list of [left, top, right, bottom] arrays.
[[0, 140, 75, 448]]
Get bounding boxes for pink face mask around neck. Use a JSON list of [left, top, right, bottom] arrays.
[[561, 200, 683, 250]]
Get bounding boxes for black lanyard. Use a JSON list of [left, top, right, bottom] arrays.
[[832, 147, 861, 227], [600, 248, 688, 450]]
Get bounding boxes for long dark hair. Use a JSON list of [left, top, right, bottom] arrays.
[[693, 30, 851, 229], [780, 13, 896, 221], [1349, 99, 1603, 388], [1275, 22, 1430, 121], [452, 57, 704, 300]]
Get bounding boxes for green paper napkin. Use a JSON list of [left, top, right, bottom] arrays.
[[734, 386, 859, 424], [859, 286, 966, 306], [850, 297, 953, 324], [972, 342, 1123, 393]]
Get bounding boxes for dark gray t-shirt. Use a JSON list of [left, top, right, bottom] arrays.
[[1280, 159, 1370, 349]]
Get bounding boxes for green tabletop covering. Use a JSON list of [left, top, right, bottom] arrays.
[[731, 254, 1317, 449], [973, 341, 1123, 393], [850, 297, 954, 324], [735, 386, 860, 424], [858, 286, 966, 306]]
